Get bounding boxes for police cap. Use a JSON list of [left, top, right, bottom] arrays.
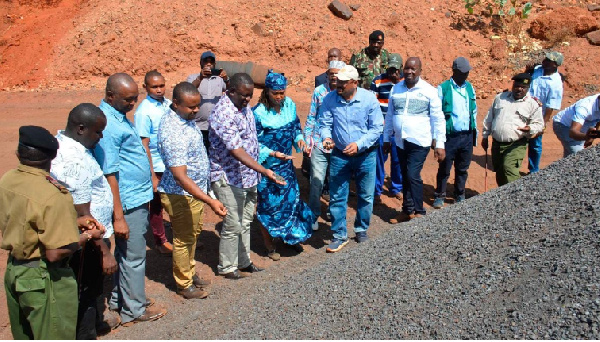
[[19, 125, 59, 151], [511, 73, 532, 86]]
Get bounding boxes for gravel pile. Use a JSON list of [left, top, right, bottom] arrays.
[[221, 146, 600, 339]]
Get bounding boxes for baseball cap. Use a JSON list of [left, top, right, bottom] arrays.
[[545, 51, 564, 66], [388, 53, 403, 69], [452, 57, 472, 73], [201, 51, 216, 61]]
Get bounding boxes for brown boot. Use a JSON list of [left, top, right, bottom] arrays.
[[389, 211, 415, 224], [177, 286, 209, 299]]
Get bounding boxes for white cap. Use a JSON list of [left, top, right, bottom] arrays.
[[336, 65, 360, 81], [328, 60, 346, 70]]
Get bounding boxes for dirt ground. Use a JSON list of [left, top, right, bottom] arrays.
[[0, 84, 578, 338]]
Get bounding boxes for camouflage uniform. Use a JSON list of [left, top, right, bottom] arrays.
[[350, 48, 390, 89]]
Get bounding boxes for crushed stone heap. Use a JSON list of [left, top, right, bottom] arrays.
[[222, 145, 600, 339]]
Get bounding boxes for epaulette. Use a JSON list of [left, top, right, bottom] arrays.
[[532, 96, 543, 107], [46, 175, 69, 194]]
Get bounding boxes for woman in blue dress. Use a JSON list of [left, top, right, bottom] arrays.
[[253, 70, 314, 259]]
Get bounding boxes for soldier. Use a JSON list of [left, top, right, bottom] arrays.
[[350, 30, 390, 89], [0, 126, 104, 339]]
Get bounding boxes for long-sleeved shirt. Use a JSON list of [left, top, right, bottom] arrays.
[[304, 83, 332, 153], [384, 78, 446, 149], [319, 87, 383, 153], [482, 92, 544, 142]]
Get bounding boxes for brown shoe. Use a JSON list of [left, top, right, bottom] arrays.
[[389, 211, 415, 224], [157, 242, 173, 255], [192, 274, 211, 287], [96, 309, 121, 334], [122, 307, 167, 326], [221, 269, 248, 280], [177, 286, 209, 299], [144, 297, 155, 307]]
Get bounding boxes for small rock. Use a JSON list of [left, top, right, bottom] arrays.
[[588, 4, 600, 11], [349, 3, 360, 11], [251, 23, 268, 36], [445, 11, 452, 18], [328, 0, 353, 20], [587, 30, 600, 45]]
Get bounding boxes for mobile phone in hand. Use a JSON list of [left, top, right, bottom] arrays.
[[211, 68, 222, 76]]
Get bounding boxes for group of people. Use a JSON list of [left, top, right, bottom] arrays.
[[1, 29, 599, 340]]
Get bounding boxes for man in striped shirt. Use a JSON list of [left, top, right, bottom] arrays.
[[370, 53, 404, 204]]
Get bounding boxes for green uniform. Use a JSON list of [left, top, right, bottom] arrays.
[[350, 47, 390, 89], [0, 164, 80, 340]]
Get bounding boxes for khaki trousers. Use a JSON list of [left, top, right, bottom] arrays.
[[160, 193, 204, 290], [491, 138, 528, 186]]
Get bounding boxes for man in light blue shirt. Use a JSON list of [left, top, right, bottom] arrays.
[[94, 73, 166, 325], [526, 51, 564, 173], [134, 70, 173, 254], [433, 57, 477, 209], [552, 94, 600, 156], [320, 65, 383, 252]]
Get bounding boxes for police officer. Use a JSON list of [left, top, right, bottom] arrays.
[[482, 74, 544, 186], [0, 126, 104, 339]]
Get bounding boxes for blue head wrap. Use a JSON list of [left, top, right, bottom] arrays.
[[265, 69, 287, 90]]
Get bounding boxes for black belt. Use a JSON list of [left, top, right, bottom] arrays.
[[447, 130, 474, 137]]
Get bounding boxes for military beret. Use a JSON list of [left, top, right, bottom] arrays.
[[369, 30, 384, 41], [19, 125, 59, 151], [511, 73, 532, 85]]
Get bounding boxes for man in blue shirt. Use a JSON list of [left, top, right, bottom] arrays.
[[433, 57, 477, 209], [370, 53, 404, 204], [320, 65, 384, 253], [526, 51, 564, 173], [94, 73, 166, 325]]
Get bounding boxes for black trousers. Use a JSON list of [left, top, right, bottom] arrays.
[[435, 131, 474, 199]]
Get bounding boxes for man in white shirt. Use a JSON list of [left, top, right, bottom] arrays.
[[552, 94, 600, 156], [383, 57, 446, 223], [50, 103, 118, 338]]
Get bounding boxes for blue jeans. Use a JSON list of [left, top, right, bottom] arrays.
[[308, 147, 330, 220], [375, 135, 402, 196], [109, 203, 149, 323], [397, 141, 430, 215], [435, 131, 473, 199], [553, 121, 584, 157], [527, 134, 543, 173], [329, 147, 377, 241]]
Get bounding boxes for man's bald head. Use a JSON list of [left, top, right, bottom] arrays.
[[327, 48, 342, 65], [405, 57, 422, 69], [65, 103, 107, 149], [105, 73, 139, 114]]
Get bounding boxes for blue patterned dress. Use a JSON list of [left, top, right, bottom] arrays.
[[253, 97, 314, 245]]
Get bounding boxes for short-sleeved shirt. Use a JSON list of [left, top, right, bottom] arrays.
[[528, 65, 563, 112], [304, 83, 332, 153], [157, 107, 210, 195], [208, 94, 259, 188], [553, 94, 600, 132], [51, 131, 114, 238], [94, 100, 153, 210], [0, 164, 79, 260], [186, 74, 227, 131], [134, 95, 172, 173]]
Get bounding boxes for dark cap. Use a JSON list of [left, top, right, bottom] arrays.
[[511, 72, 532, 85], [452, 57, 472, 73], [369, 30, 384, 41], [200, 51, 216, 61], [19, 125, 59, 151]]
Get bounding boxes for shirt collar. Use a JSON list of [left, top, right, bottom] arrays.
[[17, 164, 49, 177], [145, 95, 168, 107], [451, 78, 467, 89], [99, 100, 125, 122], [167, 107, 195, 126], [56, 130, 87, 154]]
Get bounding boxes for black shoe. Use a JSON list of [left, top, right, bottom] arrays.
[[238, 263, 264, 273], [287, 243, 304, 253], [192, 274, 211, 288], [221, 270, 247, 280]]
